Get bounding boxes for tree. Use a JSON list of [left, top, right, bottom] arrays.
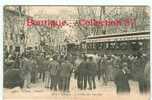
[[75, 6, 150, 39]]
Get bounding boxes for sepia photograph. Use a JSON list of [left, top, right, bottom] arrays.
[[3, 5, 150, 100]]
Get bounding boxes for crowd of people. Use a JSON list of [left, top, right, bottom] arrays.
[[4, 51, 150, 94]]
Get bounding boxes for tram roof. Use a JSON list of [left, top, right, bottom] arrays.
[[86, 30, 150, 43], [87, 30, 150, 39]]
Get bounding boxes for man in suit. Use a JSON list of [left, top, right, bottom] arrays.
[[48, 55, 60, 91], [132, 54, 147, 93], [36, 54, 46, 82], [114, 63, 130, 94], [87, 56, 98, 90], [77, 56, 88, 90], [22, 55, 33, 88], [60, 56, 73, 91], [57, 55, 65, 90], [44, 55, 51, 88]]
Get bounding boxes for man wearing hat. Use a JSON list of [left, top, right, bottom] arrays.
[[114, 63, 130, 93], [48, 55, 60, 91]]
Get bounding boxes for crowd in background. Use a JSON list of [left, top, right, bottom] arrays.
[[4, 51, 150, 94]]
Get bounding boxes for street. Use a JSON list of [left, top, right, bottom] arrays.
[[4, 75, 150, 100]]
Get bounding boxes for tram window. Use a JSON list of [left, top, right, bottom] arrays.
[[108, 43, 112, 49], [87, 43, 92, 49], [120, 42, 127, 50], [105, 43, 109, 49], [81, 44, 86, 49], [138, 42, 143, 47], [86, 43, 96, 50], [92, 43, 94, 49], [95, 43, 100, 50], [115, 42, 120, 50], [92, 43, 96, 49], [90, 43, 92, 49], [102, 43, 106, 50], [109, 42, 115, 49], [88, 43, 91, 49], [131, 41, 140, 51], [131, 41, 136, 44], [99, 43, 104, 50], [87, 43, 89, 49]]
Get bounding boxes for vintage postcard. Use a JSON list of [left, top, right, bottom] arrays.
[[3, 5, 150, 100]]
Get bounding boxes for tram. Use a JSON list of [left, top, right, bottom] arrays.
[[85, 31, 150, 55], [67, 31, 150, 55]]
